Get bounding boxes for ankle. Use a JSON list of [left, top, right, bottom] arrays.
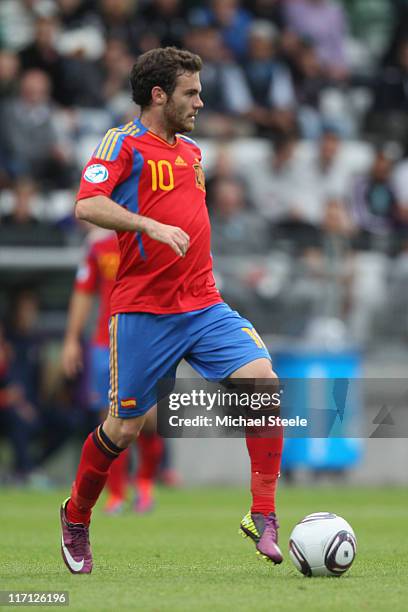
[[66, 498, 91, 526]]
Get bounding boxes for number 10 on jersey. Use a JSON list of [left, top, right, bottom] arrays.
[[148, 160, 175, 192]]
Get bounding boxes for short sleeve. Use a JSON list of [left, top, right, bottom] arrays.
[[74, 243, 99, 293], [76, 130, 133, 201]]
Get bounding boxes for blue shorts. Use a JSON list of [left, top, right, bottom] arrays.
[[108, 302, 271, 418], [89, 345, 110, 412]]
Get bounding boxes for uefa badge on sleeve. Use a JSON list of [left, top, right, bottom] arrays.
[[84, 164, 109, 183]]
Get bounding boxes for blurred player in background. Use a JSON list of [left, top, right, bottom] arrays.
[[61, 229, 164, 514], [60, 47, 283, 575]]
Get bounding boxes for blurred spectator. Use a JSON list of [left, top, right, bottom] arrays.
[[17, 12, 104, 108], [130, 30, 161, 57], [6, 289, 43, 407], [244, 133, 309, 221], [209, 176, 269, 255], [184, 26, 254, 137], [57, 0, 98, 30], [100, 38, 134, 117], [1, 179, 39, 227], [283, 0, 349, 79], [189, 0, 253, 61], [0, 50, 20, 186], [18, 15, 70, 106], [375, 39, 408, 111], [55, 1, 106, 108], [382, 0, 408, 68], [0, 69, 76, 187], [341, 0, 393, 69], [56, 0, 104, 57], [33, 373, 84, 471], [320, 200, 355, 310], [0, 50, 20, 100], [349, 147, 400, 251], [0, 321, 38, 481], [0, 0, 37, 51], [97, 0, 138, 54], [306, 129, 355, 203], [293, 40, 330, 138], [208, 176, 270, 323], [0, 178, 66, 246], [205, 144, 245, 206], [1, 291, 82, 482], [59, 55, 104, 108], [371, 39, 408, 141], [245, 132, 354, 251], [244, 0, 284, 28], [241, 19, 296, 137], [322, 198, 354, 243], [135, 0, 189, 49]]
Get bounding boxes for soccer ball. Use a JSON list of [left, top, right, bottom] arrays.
[[289, 512, 357, 577]]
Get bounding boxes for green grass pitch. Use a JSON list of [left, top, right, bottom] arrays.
[[1, 486, 407, 611]]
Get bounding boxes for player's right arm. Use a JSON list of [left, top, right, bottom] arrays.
[[76, 132, 189, 257], [75, 195, 190, 258]]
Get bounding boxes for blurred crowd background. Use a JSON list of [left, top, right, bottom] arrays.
[[1, 0, 408, 486]]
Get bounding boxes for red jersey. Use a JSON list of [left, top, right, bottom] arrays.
[[75, 230, 119, 347], [76, 118, 222, 315]]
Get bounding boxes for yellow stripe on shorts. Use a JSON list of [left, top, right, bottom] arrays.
[[109, 315, 119, 417]]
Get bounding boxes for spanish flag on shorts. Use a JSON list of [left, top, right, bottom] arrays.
[[121, 398, 137, 408]]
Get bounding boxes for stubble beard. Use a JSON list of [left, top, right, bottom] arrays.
[[164, 100, 194, 134]]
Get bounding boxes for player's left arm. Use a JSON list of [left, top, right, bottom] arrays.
[[61, 291, 94, 379]]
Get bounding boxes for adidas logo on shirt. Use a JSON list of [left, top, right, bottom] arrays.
[[175, 156, 188, 166]]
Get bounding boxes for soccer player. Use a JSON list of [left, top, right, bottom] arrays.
[[61, 228, 164, 513], [60, 47, 283, 574]]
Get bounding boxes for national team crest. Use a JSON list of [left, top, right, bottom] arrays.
[[193, 163, 206, 192]]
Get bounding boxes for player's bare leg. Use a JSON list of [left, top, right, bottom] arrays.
[[60, 412, 145, 574], [230, 358, 284, 565]]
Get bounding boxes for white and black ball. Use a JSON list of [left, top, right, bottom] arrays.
[[289, 512, 357, 577]]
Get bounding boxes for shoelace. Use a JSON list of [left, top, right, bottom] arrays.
[[263, 516, 279, 543], [69, 524, 89, 554]]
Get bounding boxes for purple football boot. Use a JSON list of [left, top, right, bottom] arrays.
[[240, 511, 283, 564], [60, 499, 93, 574]]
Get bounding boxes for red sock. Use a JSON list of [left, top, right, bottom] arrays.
[[106, 447, 129, 500], [135, 432, 164, 489], [245, 425, 283, 516], [67, 425, 124, 525]]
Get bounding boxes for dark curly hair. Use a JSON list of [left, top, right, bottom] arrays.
[[130, 47, 203, 109]]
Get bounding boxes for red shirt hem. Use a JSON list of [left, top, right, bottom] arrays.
[[110, 296, 223, 316]]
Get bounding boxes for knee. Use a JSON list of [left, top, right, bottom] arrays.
[[256, 362, 279, 382], [115, 425, 137, 448], [103, 415, 144, 448], [118, 420, 144, 447], [268, 367, 279, 382]]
